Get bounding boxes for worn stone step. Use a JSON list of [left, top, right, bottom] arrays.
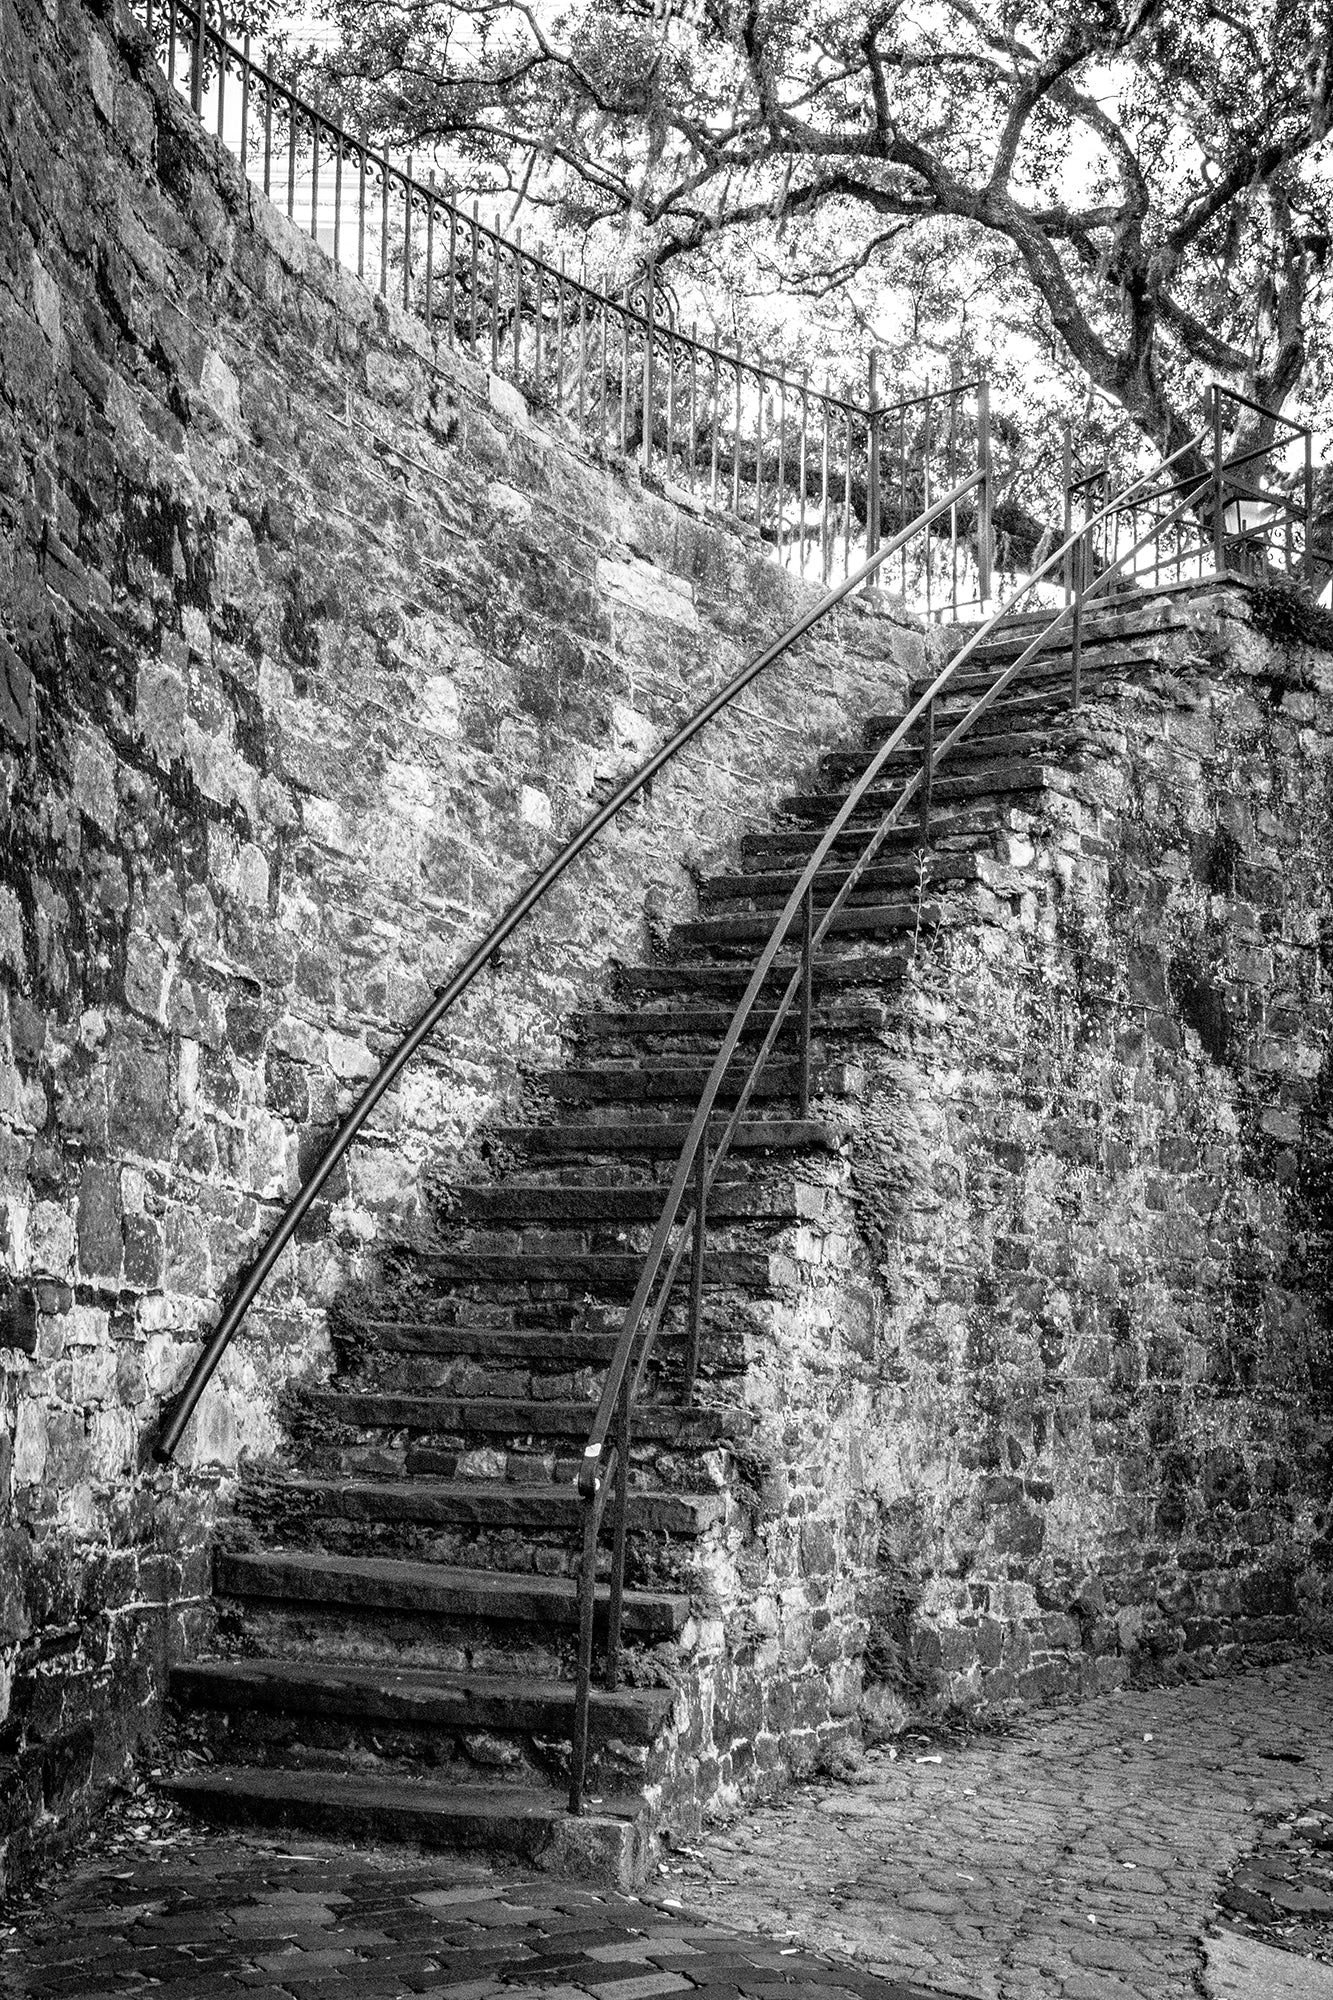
[[214, 1548, 690, 1637], [859, 673, 1148, 743], [170, 1659, 673, 1743], [346, 1321, 627, 1363], [820, 728, 1082, 785], [453, 1181, 806, 1224], [776, 761, 1056, 824], [911, 646, 1167, 706], [543, 1060, 861, 1104], [740, 810, 996, 870], [700, 857, 971, 910], [670, 901, 943, 951], [617, 955, 909, 996], [160, 1767, 645, 1884], [301, 1391, 750, 1447], [576, 1001, 888, 1041], [265, 1475, 722, 1536], [494, 1116, 849, 1157], [411, 1249, 774, 1289]]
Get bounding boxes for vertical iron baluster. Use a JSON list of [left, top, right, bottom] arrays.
[[555, 254, 565, 409], [640, 275, 655, 475], [239, 34, 250, 170], [469, 201, 480, 354], [147, 0, 155, 41], [1304, 424, 1315, 583], [731, 346, 742, 516], [920, 697, 934, 848], [798, 371, 808, 580], [977, 379, 992, 606], [380, 144, 391, 298], [424, 171, 435, 328], [755, 371, 766, 535], [403, 156, 414, 310], [798, 887, 813, 1119], [262, 72, 272, 197], [900, 406, 908, 596], [599, 277, 609, 451], [568, 1491, 600, 1814], [867, 351, 880, 558], [777, 372, 787, 567], [356, 132, 366, 281], [688, 323, 698, 492], [820, 385, 830, 584], [168, 0, 177, 86], [1062, 424, 1073, 604], [665, 323, 675, 482], [685, 1142, 707, 1402], [710, 334, 721, 509], [578, 271, 589, 426], [446, 201, 457, 345], [190, 0, 204, 115], [1212, 385, 1226, 575], [332, 128, 343, 267], [287, 94, 297, 223], [310, 112, 319, 241], [490, 216, 501, 371], [216, 34, 224, 138], [512, 226, 522, 381], [836, 406, 844, 580], [619, 287, 630, 457], [923, 384, 933, 618], [534, 254, 544, 394], [948, 376, 958, 612], [605, 1375, 631, 1694]]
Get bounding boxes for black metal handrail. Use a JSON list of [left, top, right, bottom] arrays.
[[564, 429, 1214, 1810]]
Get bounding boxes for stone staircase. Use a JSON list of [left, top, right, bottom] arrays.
[[162, 589, 1192, 1881]]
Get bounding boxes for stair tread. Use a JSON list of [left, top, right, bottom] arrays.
[[163, 1765, 641, 1821], [172, 1658, 674, 1728], [494, 1116, 849, 1153], [214, 1547, 691, 1629], [347, 1322, 626, 1359], [453, 1182, 802, 1221], [302, 1391, 750, 1439], [267, 1474, 722, 1530]]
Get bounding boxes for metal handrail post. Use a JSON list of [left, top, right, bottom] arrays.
[[1212, 385, 1227, 575], [976, 378, 992, 605]]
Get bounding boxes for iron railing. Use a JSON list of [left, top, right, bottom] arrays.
[[1062, 387, 1328, 606], [562, 428, 1234, 1810], [130, 0, 993, 607]]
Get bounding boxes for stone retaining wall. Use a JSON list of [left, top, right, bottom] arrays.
[[0, 0, 916, 1887]]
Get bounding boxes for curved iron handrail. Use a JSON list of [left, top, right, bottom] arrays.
[[564, 431, 1213, 1807], [152, 474, 985, 1463]]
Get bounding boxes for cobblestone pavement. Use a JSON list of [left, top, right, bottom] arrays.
[[681, 1654, 1333, 2000], [4, 1656, 1333, 2000], [0, 1817, 942, 2000]]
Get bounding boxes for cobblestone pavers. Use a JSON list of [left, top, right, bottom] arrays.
[[0, 1829, 942, 2000], [681, 1655, 1333, 1999]]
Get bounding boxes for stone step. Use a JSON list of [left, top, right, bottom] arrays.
[[346, 1321, 628, 1363], [265, 1475, 722, 1536], [160, 1767, 645, 1884], [452, 1181, 806, 1224], [410, 1249, 773, 1290], [300, 1391, 749, 1447], [859, 675, 1142, 743], [171, 1659, 673, 1744], [214, 1548, 690, 1637], [576, 1001, 889, 1039], [820, 727, 1079, 785], [911, 646, 1166, 706], [776, 760, 1055, 825], [616, 954, 910, 996], [739, 810, 997, 871], [494, 1116, 849, 1157], [542, 1060, 861, 1104], [700, 858, 969, 911], [670, 901, 943, 952]]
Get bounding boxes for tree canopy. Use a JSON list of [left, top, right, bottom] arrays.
[[283, 0, 1333, 470]]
